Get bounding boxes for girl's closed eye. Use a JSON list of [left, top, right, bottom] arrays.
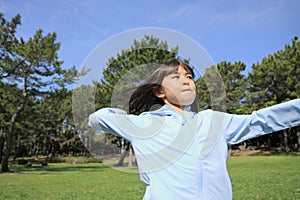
[[171, 75, 180, 79], [186, 75, 193, 79]]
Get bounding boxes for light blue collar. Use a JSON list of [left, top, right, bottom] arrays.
[[146, 104, 194, 118]]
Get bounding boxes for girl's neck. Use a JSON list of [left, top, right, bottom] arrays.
[[164, 101, 185, 115]]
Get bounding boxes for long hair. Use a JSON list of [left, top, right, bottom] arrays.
[[128, 59, 198, 114]]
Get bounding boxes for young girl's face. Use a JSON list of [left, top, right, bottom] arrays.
[[155, 65, 196, 110]]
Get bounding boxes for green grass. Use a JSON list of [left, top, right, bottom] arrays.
[[0, 155, 299, 200], [0, 163, 144, 200], [228, 155, 300, 200]]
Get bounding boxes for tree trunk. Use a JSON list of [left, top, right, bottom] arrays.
[[128, 144, 133, 167], [115, 150, 128, 167], [0, 129, 5, 164], [34, 143, 39, 159], [2, 107, 23, 172], [227, 144, 232, 157], [297, 127, 300, 151], [283, 129, 288, 152], [13, 135, 21, 161], [115, 143, 129, 167], [1, 77, 27, 173], [267, 138, 271, 150]]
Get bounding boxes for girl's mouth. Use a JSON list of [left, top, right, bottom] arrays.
[[182, 89, 192, 92]]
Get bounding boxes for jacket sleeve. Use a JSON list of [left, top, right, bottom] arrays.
[[223, 99, 300, 144], [88, 108, 151, 142]]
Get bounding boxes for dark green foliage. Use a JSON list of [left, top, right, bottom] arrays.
[[247, 36, 300, 110], [245, 37, 300, 151], [196, 61, 247, 113], [0, 13, 78, 172], [95, 35, 178, 110]]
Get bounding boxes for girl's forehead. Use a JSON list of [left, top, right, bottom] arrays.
[[177, 65, 191, 73], [169, 65, 192, 75], [159, 63, 194, 79]]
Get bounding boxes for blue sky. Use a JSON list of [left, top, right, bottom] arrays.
[[1, 0, 299, 74]]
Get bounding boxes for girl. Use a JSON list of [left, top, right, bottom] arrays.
[[89, 59, 300, 200]]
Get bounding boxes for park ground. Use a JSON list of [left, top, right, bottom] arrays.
[[1, 150, 299, 200]]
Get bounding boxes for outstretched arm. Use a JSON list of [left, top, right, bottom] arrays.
[[88, 108, 152, 142], [224, 99, 300, 144]]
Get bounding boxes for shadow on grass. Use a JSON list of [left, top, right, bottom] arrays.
[[260, 152, 299, 156], [7, 163, 109, 174], [231, 149, 300, 157], [251, 150, 300, 156]]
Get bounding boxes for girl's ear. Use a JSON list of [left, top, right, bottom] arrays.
[[154, 88, 165, 99]]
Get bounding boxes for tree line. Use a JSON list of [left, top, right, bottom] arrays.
[[1, 13, 299, 172]]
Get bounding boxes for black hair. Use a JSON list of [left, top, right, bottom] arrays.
[[128, 59, 198, 114]]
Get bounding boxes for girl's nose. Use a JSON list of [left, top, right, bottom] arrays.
[[182, 77, 190, 85]]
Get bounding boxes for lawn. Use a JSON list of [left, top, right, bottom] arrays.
[[0, 155, 299, 200], [228, 155, 300, 200]]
